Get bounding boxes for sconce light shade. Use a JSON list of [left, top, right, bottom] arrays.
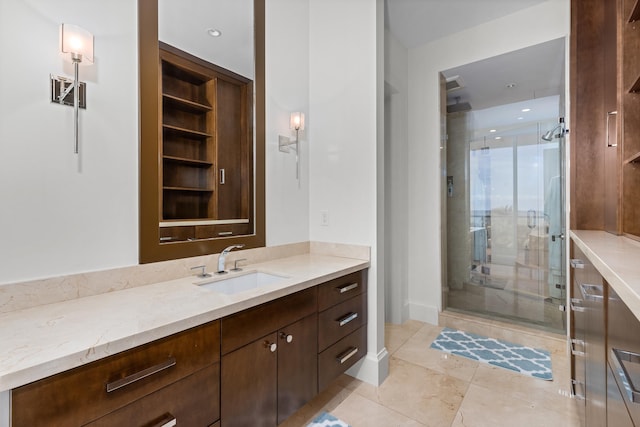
[[290, 112, 305, 131], [60, 24, 94, 63]]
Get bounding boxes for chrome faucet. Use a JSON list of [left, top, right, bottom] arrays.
[[217, 244, 245, 274]]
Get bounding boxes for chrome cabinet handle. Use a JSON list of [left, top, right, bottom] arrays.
[[220, 168, 226, 184], [607, 111, 618, 147], [571, 379, 585, 400], [570, 259, 584, 269], [570, 298, 586, 313], [280, 332, 293, 343], [218, 231, 233, 236], [611, 348, 640, 403], [151, 414, 177, 427], [571, 339, 585, 357], [336, 282, 358, 294], [336, 347, 359, 364], [337, 312, 358, 327], [580, 283, 604, 301], [264, 341, 277, 352], [106, 357, 176, 393]]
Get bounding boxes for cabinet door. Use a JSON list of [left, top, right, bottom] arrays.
[[607, 363, 635, 427], [221, 332, 277, 427], [277, 314, 318, 425]]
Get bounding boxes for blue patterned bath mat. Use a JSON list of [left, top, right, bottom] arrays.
[[307, 412, 351, 427], [430, 328, 553, 380]]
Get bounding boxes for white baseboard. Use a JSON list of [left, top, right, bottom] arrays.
[[346, 347, 390, 386], [409, 302, 439, 325]]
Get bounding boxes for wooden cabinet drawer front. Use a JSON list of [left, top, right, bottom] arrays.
[[195, 223, 251, 239], [318, 326, 367, 391], [85, 363, 220, 427], [318, 270, 367, 312], [318, 292, 367, 352], [221, 287, 317, 354], [12, 321, 220, 427]]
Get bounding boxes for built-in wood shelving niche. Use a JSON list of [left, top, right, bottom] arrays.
[[625, 151, 640, 164], [629, 0, 640, 22]]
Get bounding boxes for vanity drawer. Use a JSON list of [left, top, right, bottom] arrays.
[[318, 325, 367, 391], [318, 292, 367, 352], [195, 223, 251, 239], [317, 270, 367, 312], [221, 287, 317, 354], [85, 363, 220, 427], [12, 321, 220, 427]]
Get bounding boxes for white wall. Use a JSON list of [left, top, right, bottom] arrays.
[[308, 0, 387, 384], [384, 30, 409, 325], [0, 0, 139, 284], [265, 0, 310, 246], [406, 0, 570, 324]]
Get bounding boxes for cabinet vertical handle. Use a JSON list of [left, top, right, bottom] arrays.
[[151, 414, 177, 427], [571, 379, 585, 400], [336, 282, 358, 294], [336, 347, 359, 364], [606, 111, 618, 147], [570, 298, 586, 313], [336, 312, 358, 327], [611, 348, 640, 403], [106, 357, 176, 393], [571, 339, 585, 357], [220, 168, 226, 184]]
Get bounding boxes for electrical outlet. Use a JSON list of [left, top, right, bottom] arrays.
[[320, 210, 329, 226]]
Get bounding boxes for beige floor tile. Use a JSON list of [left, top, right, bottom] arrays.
[[385, 320, 425, 355], [393, 324, 479, 382], [278, 381, 354, 427], [332, 392, 425, 427], [349, 357, 468, 427], [451, 383, 582, 427]]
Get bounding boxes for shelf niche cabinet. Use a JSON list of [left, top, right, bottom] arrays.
[[159, 43, 253, 243]]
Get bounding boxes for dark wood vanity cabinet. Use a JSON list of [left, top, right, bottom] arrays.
[[11, 321, 221, 427], [220, 288, 318, 427]]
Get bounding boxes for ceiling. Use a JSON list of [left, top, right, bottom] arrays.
[[385, 0, 565, 116]]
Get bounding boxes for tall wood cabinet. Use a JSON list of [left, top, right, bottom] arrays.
[[158, 43, 253, 243], [571, 0, 640, 240]]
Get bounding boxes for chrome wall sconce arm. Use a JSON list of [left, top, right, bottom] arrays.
[[50, 24, 94, 155], [279, 112, 305, 181]]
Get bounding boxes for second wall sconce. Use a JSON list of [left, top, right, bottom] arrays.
[[50, 23, 94, 154], [279, 112, 305, 180]]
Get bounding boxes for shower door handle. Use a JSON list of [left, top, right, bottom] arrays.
[[527, 210, 537, 229]]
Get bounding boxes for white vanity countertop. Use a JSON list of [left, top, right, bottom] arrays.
[[0, 253, 369, 392], [571, 230, 640, 320]]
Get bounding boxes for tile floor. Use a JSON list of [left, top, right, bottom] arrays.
[[280, 311, 582, 427]]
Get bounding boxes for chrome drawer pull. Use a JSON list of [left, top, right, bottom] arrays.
[[106, 357, 177, 393], [337, 312, 358, 327], [570, 259, 584, 269], [336, 346, 359, 364], [580, 283, 604, 301], [151, 414, 177, 427], [611, 348, 640, 403], [570, 298, 586, 313], [337, 282, 358, 294], [218, 231, 233, 236], [571, 339, 585, 357]]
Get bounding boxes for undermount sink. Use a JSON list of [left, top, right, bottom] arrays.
[[196, 271, 288, 295]]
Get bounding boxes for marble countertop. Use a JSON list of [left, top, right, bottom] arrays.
[[0, 253, 369, 392], [570, 230, 640, 321]]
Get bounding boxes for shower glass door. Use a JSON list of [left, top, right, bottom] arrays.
[[447, 121, 566, 333]]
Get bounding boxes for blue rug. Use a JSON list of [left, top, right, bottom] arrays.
[[307, 412, 351, 427], [430, 327, 553, 381]]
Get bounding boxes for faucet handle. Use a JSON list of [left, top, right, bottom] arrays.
[[190, 265, 212, 278], [231, 258, 247, 272]]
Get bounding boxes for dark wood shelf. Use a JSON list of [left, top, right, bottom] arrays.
[[162, 124, 211, 138], [162, 93, 212, 113], [163, 186, 214, 192], [629, 0, 640, 22], [624, 151, 640, 164], [163, 155, 213, 167]]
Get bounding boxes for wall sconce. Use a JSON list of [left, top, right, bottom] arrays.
[[279, 112, 305, 180], [50, 24, 94, 154]]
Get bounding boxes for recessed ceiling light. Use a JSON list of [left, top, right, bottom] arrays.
[[495, 136, 502, 140], [506, 83, 516, 88], [207, 28, 222, 37], [521, 108, 531, 112], [489, 129, 497, 133], [517, 117, 524, 120]]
